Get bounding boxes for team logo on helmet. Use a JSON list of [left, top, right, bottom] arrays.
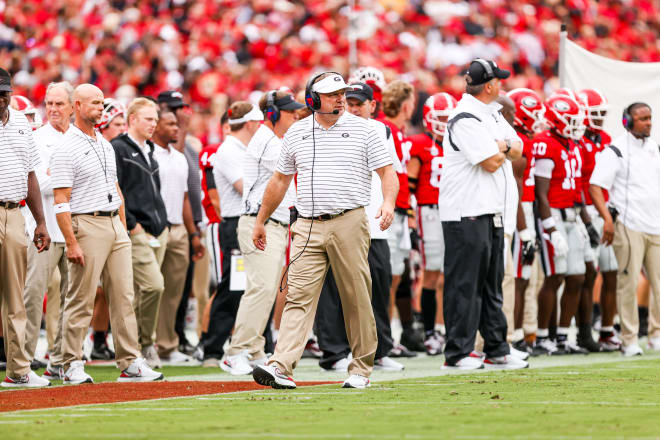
[[553, 100, 571, 112], [521, 96, 538, 108]]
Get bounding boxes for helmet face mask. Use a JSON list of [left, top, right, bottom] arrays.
[[579, 88, 609, 130], [423, 92, 457, 137]]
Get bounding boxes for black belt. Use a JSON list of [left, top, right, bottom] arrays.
[[245, 213, 288, 228], [300, 207, 358, 221], [74, 209, 119, 217], [419, 204, 438, 209], [0, 201, 20, 209]]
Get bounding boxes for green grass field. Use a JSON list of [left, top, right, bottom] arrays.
[[4, 354, 660, 440]]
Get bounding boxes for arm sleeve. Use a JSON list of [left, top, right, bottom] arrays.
[[205, 168, 217, 190], [589, 148, 620, 191], [366, 125, 393, 171], [49, 145, 74, 189], [534, 158, 555, 179], [450, 118, 499, 165], [276, 134, 296, 175]]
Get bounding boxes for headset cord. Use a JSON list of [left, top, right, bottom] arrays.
[[621, 134, 632, 274]]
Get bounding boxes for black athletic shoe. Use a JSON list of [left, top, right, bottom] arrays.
[[388, 344, 418, 358], [91, 343, 116, 360], [577, 326, 602, 353], [178, 342, 196, 356], [512, 339, 544, 357], [400, 328, 426, 353], [30, 359, 47, 370], [556, 341, 589, 355]]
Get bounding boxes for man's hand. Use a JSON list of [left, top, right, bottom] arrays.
[[376, 201, 394, 231], [130, 223, 143, 235], [191, 235, 205, 262], [253, 222, 267, 251], [66, 241, 85, 266], [33, 223, 51, 252], [602, 218, 615, 245], [519, 228, 536, 265], [497, 140, 508, 152], [550, 230, 569, 257]]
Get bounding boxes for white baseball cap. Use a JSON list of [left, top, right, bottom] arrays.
[[312, 73, 352, 94]]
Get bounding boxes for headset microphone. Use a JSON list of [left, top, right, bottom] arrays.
[[315, 109, 340, 115]]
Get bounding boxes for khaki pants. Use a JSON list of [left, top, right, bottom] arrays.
[[612, 221, 660, 347], [227, 215, 288, 359], [156, 224, 189, 356], [131, 228, 168, 348], [61, 215, 140, 371], [477, 233, 515, 351], [268, 208, 377, 377], [0, 206, 30, 378], [23, 241, 67, 360], [192, 229, 210, 337], [523, 256, 543, 335], [45, 253, 64, 358]]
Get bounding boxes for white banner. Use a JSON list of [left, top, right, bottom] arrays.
[[560, 32, 660, 141]]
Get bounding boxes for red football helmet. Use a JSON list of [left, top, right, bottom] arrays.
[[544, 94, 584, 140], [10, 95, 42, 130], [96, 98, 126, 131], [506, 88, 545, 134], [552, 88, 586, 138], [578, 88, 608, 130], [423, 92, 457, 137], [349, 66, 386, 102]]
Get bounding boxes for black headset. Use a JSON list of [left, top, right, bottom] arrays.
[[622, 102, 649, 130], [265, 90, 280, 123], [474, 58, 494, 82], [305, 71, 342, 111]]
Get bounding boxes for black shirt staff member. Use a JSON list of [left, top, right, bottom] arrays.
[[438, 59, 526, 370], [251, 72, 398, 390]]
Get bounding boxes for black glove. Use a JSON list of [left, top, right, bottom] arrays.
[[410, 228, 420, 252], [585, 222, 600, 249], [521, 240, 536, 265]]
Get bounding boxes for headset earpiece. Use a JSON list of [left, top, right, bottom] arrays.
[[475, 58, 494, 82], [266, 91, 280, 123], [622, 104, 633, 130], [305, 71, 343, 112]]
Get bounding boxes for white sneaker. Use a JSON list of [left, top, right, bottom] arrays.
[[374, 356, 404, 371], [42, 361, 63, 381], [161, 350, 198, 366], [484, 354, 529, 370], [220, 351, 253, 375], [647, 337, 660, 351], [443, 356, 484, 370], [64, 360, 94, 385], [252, 364, 296, 389], [2, 370, 51, 388], [326, 356, 351, 372], [509, 345, 530, 361], [141, 344, 162, 369], [249, 356, 268, 367], [118, 358, 164, 382], [621, 344, 644, 357], [424, 332, 445, 356], [342, 375, 371, 389]]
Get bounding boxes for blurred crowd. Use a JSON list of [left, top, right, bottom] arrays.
[[2, 0, 660, 145]]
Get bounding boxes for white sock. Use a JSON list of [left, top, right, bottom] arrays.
[[513, 328, 524, 342], [557, 327, 570, 336], [537, 328, 549, 338]]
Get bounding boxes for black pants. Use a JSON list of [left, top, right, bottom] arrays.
[[315, 239, 394, 368], [203, 217, 242, 360], [442, 215, 508, 365]]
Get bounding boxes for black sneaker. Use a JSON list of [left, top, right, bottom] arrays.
[[178, 342, 196, 356], [556, 340, 589, 355], [512, 339, 544, 356], [400, 328, 426, 352], [533, 338, 559, 355], [388, 344, 418, 358], [91, 343, 116, 360]]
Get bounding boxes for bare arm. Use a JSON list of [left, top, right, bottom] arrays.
[[26, 171, 50, 252], [505, 139, 523, 161], [590, 184, 614, 245], [375, 164, 398, 231], [534, 176, 554, 233], [479, 151, 506, 173], [183, 192, 205, 261], [232, 178, 244, 196], [208, 188, 221, 220], [512, 156, 527, 230], [407, 157, 421, 194], [253, 172, 295, 250], [54, 187, 84, 266]]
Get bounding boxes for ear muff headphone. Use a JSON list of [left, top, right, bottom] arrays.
[[474, 58, 494, 82], [265, 91, 280, 123], [622, 102, 648, 131], [305, 71, 342, 112]]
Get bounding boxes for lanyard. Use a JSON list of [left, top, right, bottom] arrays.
[[78, 126, 112, 203]]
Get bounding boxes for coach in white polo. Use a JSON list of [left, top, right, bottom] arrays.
[[51, 84, 162, 384], [589, 102, 660, 356], [251, 71, 398, 390], [438, 59, 524, 370]]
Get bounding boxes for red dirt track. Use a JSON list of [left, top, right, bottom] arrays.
[[0, 380, 336, 412]]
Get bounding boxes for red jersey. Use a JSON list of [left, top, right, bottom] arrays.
[[408, 132, 443, 206], [532, 130, 580, 209], [579, 130, 611, 205], [518, 131, 535, 203], [382, 119, 411, 209], [199, 144, 221, 224]]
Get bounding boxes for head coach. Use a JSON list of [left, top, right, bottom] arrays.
[[438, 59, 527, 370], [250, 71, 399, 389]]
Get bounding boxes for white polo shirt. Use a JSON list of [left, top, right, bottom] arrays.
[[242, 125, 296, 224], [438, 93, 518, 221], [277, 112, 392, 217], [50, 125, 122, 213], [153, 143, 189, 225], [0, 108, 40, 202], [590, 131, 660, 235], [212, 135, 246, 218], [22, 123, 68, 242], [365, 118, 402, 239]]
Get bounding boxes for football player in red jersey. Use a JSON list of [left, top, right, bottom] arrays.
[[533, 93, 592, 355], [506, 88, 546, 354], [381, 80, 424, 352], [407, 92, 456, 355], [9, 95, 42, 130], [577, 88, 621, 351]]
